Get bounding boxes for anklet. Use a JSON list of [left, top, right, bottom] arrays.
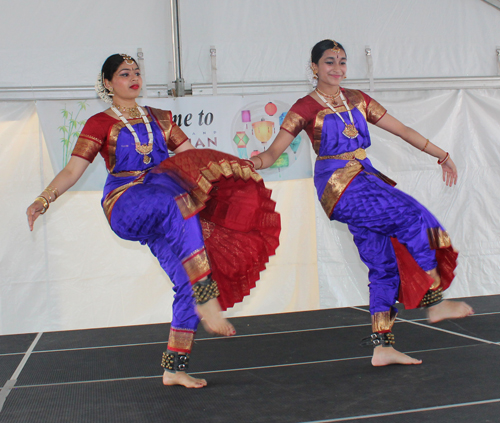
[[192, 276, 220, 304], [420, 287, 443, 308], [360, 332, 395, 347], [161, 350, 190, 373]]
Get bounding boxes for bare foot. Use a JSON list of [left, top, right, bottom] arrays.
[[427, 299, 474, 323], [371, 346, 422, 366], [163, 371, 207, 388], [196, 298, 236, 336]]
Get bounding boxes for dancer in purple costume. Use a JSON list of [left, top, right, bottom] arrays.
[[27, 54, 280, 387], [251, 39, 473, 366]]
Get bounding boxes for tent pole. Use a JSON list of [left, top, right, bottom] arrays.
[[170, 0, 185, 97], [482, 0, 500, 10]]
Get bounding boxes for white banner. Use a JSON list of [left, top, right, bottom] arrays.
[[36, 93, 313, 191]]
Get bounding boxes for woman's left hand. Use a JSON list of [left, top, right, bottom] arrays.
[[441, 157, 457, 187]]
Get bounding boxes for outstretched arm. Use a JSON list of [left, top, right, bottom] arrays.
[[249, 129, 295, 170], [26, 156, 90, 231], [375, 113, 457, 187]]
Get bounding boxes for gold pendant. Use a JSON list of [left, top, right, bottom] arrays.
[[129, 108, 141, 119], [136, 143, 153, 155], [342, 124, 359, 139], [143, 155, 151, 164]]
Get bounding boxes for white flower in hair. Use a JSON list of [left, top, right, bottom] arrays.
[[95, 72, 113, 104], [305, 62, 317, 88]]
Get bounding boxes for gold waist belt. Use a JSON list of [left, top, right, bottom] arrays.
[[317, 148, 367, 161], [112, 169, 150, 177]]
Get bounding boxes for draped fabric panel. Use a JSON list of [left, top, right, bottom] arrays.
[[2, 88, 500, 334]]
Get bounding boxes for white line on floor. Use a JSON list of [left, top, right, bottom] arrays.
[[298, 397, 500, 422], [0, 332, 43, 413]]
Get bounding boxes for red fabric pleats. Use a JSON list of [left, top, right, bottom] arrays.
[[391, 238, 458, 310], [153, 149, 281, 311]]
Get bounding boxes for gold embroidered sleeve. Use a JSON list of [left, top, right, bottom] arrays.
[[71, 134, 103, 163], [169, 124, 189, 151], [366, 98, 387, 124], [280, 111, 307, 137], [148, 107, 188, 151]]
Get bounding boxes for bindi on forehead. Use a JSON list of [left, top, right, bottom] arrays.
[[323, 54, 346, 61]]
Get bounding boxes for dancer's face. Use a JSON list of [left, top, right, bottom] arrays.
[[105, 61, 142, 102], [313, 48, 347, 90]]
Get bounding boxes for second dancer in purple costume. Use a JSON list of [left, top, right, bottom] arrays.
[[251, 39, 473, 367]]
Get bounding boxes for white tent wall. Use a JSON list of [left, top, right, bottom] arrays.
[[1, 1, 500, 335], [180, 0, 500, 86], [0, 1, 174, 89]]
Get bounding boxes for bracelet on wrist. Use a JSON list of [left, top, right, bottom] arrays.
[[421, 139, 430, 152], [35, 196, 49, 214], [253, 156, 263, 170], [437, 152, 450, 165], [43, 185, 60, 202]]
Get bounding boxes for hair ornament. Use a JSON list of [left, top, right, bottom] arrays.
[[120, 54, 135, 65], [95, 72, 113, 104], [306, 62, 318, 88], [330, 40, 342, 54]]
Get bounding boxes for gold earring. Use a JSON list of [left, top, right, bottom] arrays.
[[107, 86, 114, 95]]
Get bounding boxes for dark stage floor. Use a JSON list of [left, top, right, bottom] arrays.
[[1, 295, 500, 423]]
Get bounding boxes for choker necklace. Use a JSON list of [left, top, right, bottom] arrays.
[[112, 102, 141, 119], [315, 87, 341, 102], [111, 105, 154, 164], [315, 89, 359, 139]]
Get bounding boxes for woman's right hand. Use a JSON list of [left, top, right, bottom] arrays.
[[26, 199, 46, 231]]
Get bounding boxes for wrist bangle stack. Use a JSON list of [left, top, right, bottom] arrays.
[[253, 156, 263, 170], [421, 139, 430, 152], [438, 152, 450, 165], [43, 185, 60, 202], [35, 196, 49, 214]]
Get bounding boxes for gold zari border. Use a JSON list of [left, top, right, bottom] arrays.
[[107, 118, 148, 173], [427, 227, 452, 249], [372, 309, 398, 333], [320, 161, 363, 217], [102, 174, 146, 222], [175, 192, 205, 219], [280, 111, 307, 138], [317, 148, 367, 161], [182, 247, 211, 284], [167, 327, 195, 353]]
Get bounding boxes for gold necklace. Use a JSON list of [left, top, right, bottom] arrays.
[[112, 102, 141, 119], [315, 87, 341, 102], [111, 105, 155, 164], [315, 90, 359, 139]]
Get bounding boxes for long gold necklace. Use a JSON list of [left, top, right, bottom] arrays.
[[112, 102, 141, 119], [111, 105, 154, 164], [315, 89, 359, 139]]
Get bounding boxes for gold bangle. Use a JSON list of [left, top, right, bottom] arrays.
[[43, 185, 60, 202], [253, 156, 263, 170], [437, 152, 450, 165], [422, 139, 430, 152], [35, 196, 49, 214]]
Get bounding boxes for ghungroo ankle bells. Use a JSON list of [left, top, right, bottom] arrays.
[[360, 332, 395, 347], [420, 287, 443, 308], [192, 277, 220, 304], [161, 351, 190, 373]]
